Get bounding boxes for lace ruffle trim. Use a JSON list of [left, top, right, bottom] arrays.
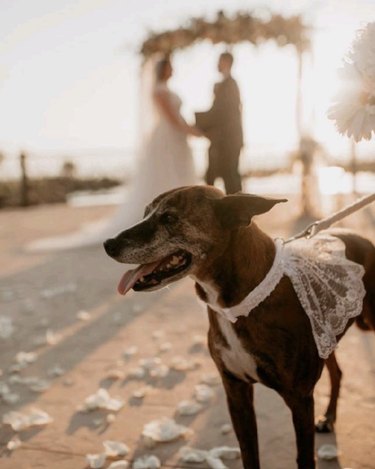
[[209, 234, 366, 359]]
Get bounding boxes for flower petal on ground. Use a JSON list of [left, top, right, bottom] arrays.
[[194, 384, 214, 403], [103, 440, 129, 458], [317, 444, 341, 460], [176, 400, 203, 416], [86, 453, 106, 469], [132, 455, 160, 469], [142, 417, 192, 442], [83, 388, 124, 412]]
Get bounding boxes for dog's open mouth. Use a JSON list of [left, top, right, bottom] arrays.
[[117, 250, 192, 295]]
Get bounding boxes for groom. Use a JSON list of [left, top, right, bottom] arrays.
[[195, 52, 243, 194]]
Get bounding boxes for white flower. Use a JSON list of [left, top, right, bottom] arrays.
[[350, 22, 375, 82], [328, 22, 375, 142]]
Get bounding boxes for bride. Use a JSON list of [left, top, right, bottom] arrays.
[[27, 57, 200, 251]]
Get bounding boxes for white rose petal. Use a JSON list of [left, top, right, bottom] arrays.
[[142, 417, 192, 443], [194, 384, 214, 403], [179, 446, 207, 463], [107, 413, 116, 423], [2, 411, 29, 431], [220, 423, 232, 434], [127, 367, 146, 379], [47, 365, 65, 377], [28, 408, 53, 426], [29, 379, 51, 393], [123, 346, 138, 359], [132, 386, 152, 399], [83, 388, 124, 412], [15, 352, 37, 368], [7, 435, 22, 451], [149, 365, 169, 378], [46, 329, 61, 345], [170, 356, 198, 371], [2, 392, 20, 404], [209, 446, 241, 460], [77, 310, 91, 321], [139, 357, 161, 370], [108, 462, 129, 469], [3, 408, 52, 431], [132, 455, 160, 469], [317, 444, 341, 460], [103, 440, 129, 458], [176, 400, 203, 416], [0, 316, 14, 339], [200, 372, 221, 386], [206, 455, 227, 469], [86, 453, 106, 469]]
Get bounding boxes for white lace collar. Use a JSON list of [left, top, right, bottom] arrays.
[[205, 234, 366, 359], [207, 238, 285, 322]]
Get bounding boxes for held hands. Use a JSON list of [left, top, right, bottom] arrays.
[[187, 125, 204, 137]]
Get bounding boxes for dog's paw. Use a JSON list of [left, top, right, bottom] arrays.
[[315, 416, 334, 433]]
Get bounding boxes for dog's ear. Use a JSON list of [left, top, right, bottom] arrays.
[[213, 193, 287, 229]]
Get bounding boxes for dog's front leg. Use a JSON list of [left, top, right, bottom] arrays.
[[284, 393, 316, 469], [316, 352, 342, 433], [221, 373, 260, 469]]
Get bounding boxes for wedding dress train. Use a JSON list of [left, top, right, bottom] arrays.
[[27, 84, 197, 251]]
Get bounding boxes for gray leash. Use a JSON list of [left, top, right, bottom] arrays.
[[285, 192, 375, 244]]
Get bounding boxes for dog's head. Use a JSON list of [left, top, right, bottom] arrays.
[[104, 185, 286, 295]]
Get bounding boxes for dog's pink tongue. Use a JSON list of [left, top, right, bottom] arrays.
[[117, 261, 160, 296]]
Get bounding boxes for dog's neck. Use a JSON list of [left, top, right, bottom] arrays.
[[194, 222, 276, 309]]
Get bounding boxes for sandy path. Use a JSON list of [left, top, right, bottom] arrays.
[[0, 196, 374, 468]]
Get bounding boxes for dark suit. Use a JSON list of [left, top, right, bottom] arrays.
[[195, 76, 243, 194]]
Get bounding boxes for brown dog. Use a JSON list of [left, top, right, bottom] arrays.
[[104, 185, 375, 469]]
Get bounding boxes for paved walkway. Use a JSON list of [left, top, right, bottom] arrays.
[[0, 196, 374, 468]]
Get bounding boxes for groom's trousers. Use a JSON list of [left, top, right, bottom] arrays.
[[205, 143, 242, 194]]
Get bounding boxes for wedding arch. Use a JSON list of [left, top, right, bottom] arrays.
[[140, 11, 309, 58], [139, 10, 312, 212], [140, 10, 310, 138]]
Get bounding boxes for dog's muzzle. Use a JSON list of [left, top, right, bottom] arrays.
[[103, 238, 122, 258]]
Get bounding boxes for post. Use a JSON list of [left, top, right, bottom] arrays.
[[350, 140, 357, 195], [296, 50, 303, 141], [20, 152, 29, 207]]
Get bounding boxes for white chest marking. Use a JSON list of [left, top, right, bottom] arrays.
[[191, 277, 220, 306], [216, 315, 259, 382]]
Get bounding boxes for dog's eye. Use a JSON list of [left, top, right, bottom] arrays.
[[160, 212, 178, 224]]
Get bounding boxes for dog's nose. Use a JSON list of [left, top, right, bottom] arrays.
[[103, 238, 118, 257]]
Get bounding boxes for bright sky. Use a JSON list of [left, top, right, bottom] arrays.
[[0, 0, 374, 164]]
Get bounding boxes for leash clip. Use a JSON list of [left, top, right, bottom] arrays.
[[284, 221, 319, 244]]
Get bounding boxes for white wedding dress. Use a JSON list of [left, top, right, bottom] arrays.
[[27, 83, 197, 251]]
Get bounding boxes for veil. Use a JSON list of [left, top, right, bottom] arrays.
[[139, 56, 160, 142], [26, 57, 163, 252]]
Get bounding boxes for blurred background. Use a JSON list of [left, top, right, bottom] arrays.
[[1, 2, 375, 468], [0, 0, 374, 213]]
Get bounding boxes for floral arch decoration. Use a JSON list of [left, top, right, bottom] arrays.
[[140, 11, 310, 59]]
